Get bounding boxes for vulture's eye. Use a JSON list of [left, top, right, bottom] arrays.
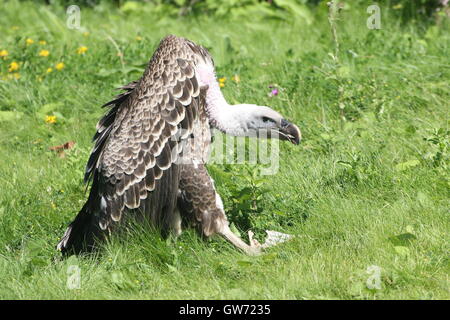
[[262, 116, 273, 123], [281, 119, 289, 127]]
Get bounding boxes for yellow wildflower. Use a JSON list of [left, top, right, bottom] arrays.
[[26, 38, 34, 45], [219, 77, 226, 87], [232, 74, 240, 83], [11, 26, 19, 31], [47, 67, 53, 73], [0, 50, 8, 59], [76, 46, 88, 54], [45, 115, 57, 124], [39, 49, 50, 57], [8, 61, 19, 72], [136, 36, 142, 41], [55, 62, 65, 71], [39, 40, 47, 45], [83, 31, 90, 37]]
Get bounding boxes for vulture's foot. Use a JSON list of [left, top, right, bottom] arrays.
[[218, 225, 261, 255], [248, 230, 293, 254], [219, 225, 292, 256], [246, 230, 263, 256]]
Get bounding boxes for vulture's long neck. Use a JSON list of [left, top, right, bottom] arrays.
[[204, 78, 229, 131], [197, 63, 248, 136]]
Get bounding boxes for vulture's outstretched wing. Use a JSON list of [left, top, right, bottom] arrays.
[[57, 35, 212, 253], [84, 80, 139, 184]]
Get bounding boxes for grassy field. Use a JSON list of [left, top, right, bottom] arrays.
[[0, 1, 449, 299]]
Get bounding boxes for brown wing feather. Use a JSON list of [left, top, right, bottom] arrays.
[[97, 35, 208, 229]]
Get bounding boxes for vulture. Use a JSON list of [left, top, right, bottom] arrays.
[[57, 35, 301, 256]]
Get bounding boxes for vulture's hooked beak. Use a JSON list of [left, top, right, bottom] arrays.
[[276, 119, 301, 145]]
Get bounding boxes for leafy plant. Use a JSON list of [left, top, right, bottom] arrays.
[[214, 164, 269, 232], [423, 128, 449, 169]]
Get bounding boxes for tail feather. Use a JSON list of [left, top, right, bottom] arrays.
[[57, 203, 102, 255]]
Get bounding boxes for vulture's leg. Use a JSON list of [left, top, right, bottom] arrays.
[[219, 225, 263, 256], [178, 163, 262, 255], [170, 207, 183, 237]]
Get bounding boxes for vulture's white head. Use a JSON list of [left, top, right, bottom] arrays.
[[221, 104, 301, 145], [197, 61, 301, 145]]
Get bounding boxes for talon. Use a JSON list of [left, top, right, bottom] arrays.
[[244, 230, 261, 255]]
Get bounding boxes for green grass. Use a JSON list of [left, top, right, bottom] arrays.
[[0, 1, 449, 299]]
